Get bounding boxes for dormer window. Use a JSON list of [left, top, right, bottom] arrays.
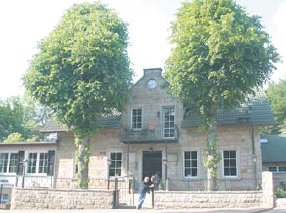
[[131, 108, 142, 129]]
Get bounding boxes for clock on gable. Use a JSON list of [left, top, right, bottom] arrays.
[[147, 79, 157, 89]]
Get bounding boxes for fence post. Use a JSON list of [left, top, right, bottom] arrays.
[[0, 184, 2, 204], [151, 187, 154, 208], [112, 177, 118, 208], [262, 171, 274, 208]]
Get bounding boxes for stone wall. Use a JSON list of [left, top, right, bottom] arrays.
[[154, 191, 263, 208], [11, 188, 114, 209], [276, 198, 286, 208]]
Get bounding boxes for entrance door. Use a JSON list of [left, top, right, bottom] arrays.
[[142, 151, 162, 180]]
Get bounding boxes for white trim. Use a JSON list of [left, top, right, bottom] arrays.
[[221, 149, 240, 179], [182, 149, 200, 179], [130, 107, 143, 130], [162, 105, 176, 139], [25, 151, 49, 176], [0, 151, 19, 175], [107, 151, 123, 178]]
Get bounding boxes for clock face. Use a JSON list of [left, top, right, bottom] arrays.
[[147, 79, 157, 89]]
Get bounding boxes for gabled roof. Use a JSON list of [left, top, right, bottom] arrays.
[[41, 120, 69, 133], [182, 91, 274, 127], [40, 114, 121, 133], [261, 135, 286, 163]]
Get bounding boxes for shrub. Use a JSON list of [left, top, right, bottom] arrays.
[[275, 188, 286, 198]]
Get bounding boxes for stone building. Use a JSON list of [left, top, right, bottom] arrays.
[[45, 67, 273, 191], [0, 141, 56, 204], [261, 135, 286, 190], [0, 68, 274, 198]]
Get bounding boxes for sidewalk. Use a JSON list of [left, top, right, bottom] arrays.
[[0, 208, 279, 213]]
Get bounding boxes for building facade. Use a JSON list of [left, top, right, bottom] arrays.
[[49, 68, 272, 191], [0, 68, 274, 198]]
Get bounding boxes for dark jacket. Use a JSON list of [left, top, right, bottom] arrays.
[[138, 181, 150, 194]]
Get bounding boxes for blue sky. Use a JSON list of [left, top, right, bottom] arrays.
[[0, 0, 285, 98]]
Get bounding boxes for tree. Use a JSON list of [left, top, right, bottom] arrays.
[[264, 79, 286, 135], [165, 0, 280, 190], [0, 96, 45, 142], [24, 2, 132, 188], [0, 97, 24, 141], [4, 132, 25, 142]]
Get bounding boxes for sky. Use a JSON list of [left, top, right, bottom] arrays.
[[0, 0, 285, 99]]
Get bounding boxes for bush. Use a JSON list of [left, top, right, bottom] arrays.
[[275, 188, 286, 198]]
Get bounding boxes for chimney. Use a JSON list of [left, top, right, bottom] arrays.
[[143, 68, 162, 78]]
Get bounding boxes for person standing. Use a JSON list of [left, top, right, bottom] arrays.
[[136, 176, 154, 209]]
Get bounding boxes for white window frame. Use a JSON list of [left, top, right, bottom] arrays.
[[131, 108, 143, 130], [0, 193, 9, 204], [0, 153, 9, 174], [26, 152, 49, 176], [162, 106, 175, 138], [8, 152, 19, 173], [108, 151, 123, 178], [269, 166, 286, 173], [222, 149, 239, 178], [0, 152, 19, 174], [183, 150, 199, 179]]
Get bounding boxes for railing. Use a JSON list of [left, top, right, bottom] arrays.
[[166, 177, 260, 191], [0, 175, 260, 192], [119, 125, 179, 143]]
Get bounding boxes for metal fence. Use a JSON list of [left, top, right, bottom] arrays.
[[166, 177, 260, 191], [0, 184, 13, 204], [3, 175, 260, 192]]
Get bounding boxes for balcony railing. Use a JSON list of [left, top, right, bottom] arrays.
[[119, 125, 179, 143]]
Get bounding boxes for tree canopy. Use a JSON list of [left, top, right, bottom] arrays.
[[0, 96, 41, 142], [24, 2, 132, 136], [24, 2, 132, 188], [265, 79, 286, 135], [164, 0, 280, 190], [165, 0, 280, 127]]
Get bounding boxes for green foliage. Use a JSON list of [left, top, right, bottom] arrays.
[[24, 2, 132, 188], [165, 0, 280, 127], [275, 188, 286, 198], [0, 96, 42, 142], [3, 132, 25, 142], [24, 2, 132, 134], [263, 79, 286, 135]]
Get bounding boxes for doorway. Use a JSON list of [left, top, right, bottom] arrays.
[[142, 151, 162, 180]]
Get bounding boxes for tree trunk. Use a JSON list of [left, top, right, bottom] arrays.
[[76, 135, 90, 189], [207, 119, 218, 191]]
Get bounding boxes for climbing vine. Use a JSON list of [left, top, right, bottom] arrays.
[[203, 142, 221, 178], [75, 133, 91, 188]]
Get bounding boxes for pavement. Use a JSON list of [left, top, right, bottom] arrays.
[[1, 208, 286, 213]]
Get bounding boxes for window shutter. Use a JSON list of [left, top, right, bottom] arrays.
[[47, 150, 55, 176], [16, 151, 25, 175]]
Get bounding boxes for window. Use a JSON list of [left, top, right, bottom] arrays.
[[132, 108, 142, 129], [0, 153, 9, 173], [39, 153, 48, 173], [0, 193, 9, 204], [223, 150, 237, 177], [27, 153, 37, 173], [184, 151, 198, 178], [269, 167, 277, 172], [109, 152, 122, 177], [8, 153, 19, 173], [163, 106, 175, 138], [27, 152, 49, 174], [278, 167, 286, 172], [269, 166, 286, 173]]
